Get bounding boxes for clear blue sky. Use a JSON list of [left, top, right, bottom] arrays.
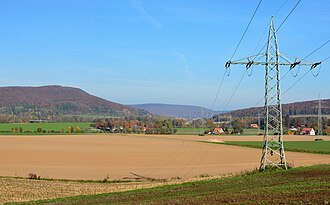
[[0, 0, 329, 110]]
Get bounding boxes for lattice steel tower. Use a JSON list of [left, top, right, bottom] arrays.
[[225, 17, 321, 170], [318, 95, 322, 139]]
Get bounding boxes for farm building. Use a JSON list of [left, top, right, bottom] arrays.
[[288, 127, 299, 135], [300, 128, 315, 135], [212, 128, 224, 134]]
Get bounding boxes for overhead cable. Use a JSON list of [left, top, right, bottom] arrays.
[[254, 0, 302, 59], [277, 0, 302, 31], [209, 71, 227, 115], [223, 69, 247, 110], [229, 0, 263, 61], [301, 39, 330, 61], [210, 0, 263, 114]]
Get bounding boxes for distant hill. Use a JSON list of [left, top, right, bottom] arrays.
[[130, 103, 225, 119], [215, 99, 330, 119], [0, 85, 145, 121]]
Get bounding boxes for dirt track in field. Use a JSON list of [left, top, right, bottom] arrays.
[[0, 134, 329, 181]]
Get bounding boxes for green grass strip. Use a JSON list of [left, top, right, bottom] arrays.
[[215, 140, 330, 155]]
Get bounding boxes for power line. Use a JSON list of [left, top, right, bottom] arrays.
[[251, 0, 290, 55], [280, 38, 330, 82], [230, 0, 263, 61], [322, 55, 330, 62], [224, 0, 297, 110], [253, 0, 302, 59], [273, 0, 290, 16], [209, 71, 227, 114], [255, 37, 329, 107], [282, 68, 310, 96], [301, 39, 330, 61], [223, 69, 247, 110], [277, 0, 302, 31], [210, 0, 263, 114], [225, 0, 303, 111]]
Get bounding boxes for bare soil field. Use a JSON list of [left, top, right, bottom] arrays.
[[0, 134, 329, 181]]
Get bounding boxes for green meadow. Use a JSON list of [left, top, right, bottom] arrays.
[[223, 140, 330, 155], [0, 122, 93, 134]]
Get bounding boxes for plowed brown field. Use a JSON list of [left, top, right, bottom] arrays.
[[0, 134, 329, 180]]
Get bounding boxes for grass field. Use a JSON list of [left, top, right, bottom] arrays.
[[8, 164, 330, 205], [222, 140, 330, 155], [0, 122, 93, 134], [175, 127, 207, 135]]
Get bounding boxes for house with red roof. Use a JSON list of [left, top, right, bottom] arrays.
[[212, 127, 224, 134], [250, 124, 259, 129], [300, 128, 315, 135]]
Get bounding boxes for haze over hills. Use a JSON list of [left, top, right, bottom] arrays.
[[0, 85, 145, 121], [131, 103, 226, 119], [214, 99, 330, 119]]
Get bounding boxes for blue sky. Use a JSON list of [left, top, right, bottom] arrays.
[[0, 0, 329, 110]]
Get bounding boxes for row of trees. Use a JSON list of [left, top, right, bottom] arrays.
[[5, 126, 82, 134], [93, 117, 179, 135]]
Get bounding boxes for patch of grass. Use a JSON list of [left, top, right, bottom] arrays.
[[0, 122, 93, 135], [221, 141, 330, 155], [7, 164, 330, 205], [174, 127, 207, 135]]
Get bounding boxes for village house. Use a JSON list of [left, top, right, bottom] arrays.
[[212, 127, 224, 134], [249, 124, 259, 129], [300, 128, 315, 135]]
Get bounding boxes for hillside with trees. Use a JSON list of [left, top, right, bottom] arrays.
[[212, 99, 330, 135], [0, 85, 147, 123], [214, 99, 330, 118]]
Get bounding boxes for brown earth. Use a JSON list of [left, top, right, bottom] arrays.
[[0, 134, 329, 181]]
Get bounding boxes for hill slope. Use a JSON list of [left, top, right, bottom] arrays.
[[0, 85, 143, 121], [131, 103, 225, 119], [217, 99, 330, 118]]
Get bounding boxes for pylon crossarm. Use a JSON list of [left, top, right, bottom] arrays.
[[280, 52, 321, 68], [230, 53, 266, 63], [228, 52, 321, 68], [225, 53, 266, 68], [280, 52, 314, 64], [231, 61, 317, 66]]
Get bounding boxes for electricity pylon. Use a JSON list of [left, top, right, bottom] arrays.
[[317, 95, 322, 139], [225, 17, 321, 170]]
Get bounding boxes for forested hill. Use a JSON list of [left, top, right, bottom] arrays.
[[0, 85, 145, 122], [215, 99, 330, 118]]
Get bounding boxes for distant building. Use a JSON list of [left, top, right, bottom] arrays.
[[290, 127, 298, 132], [29, 119, 47, 123], [300, 128, 315, 135], [287, 127, 298, 135], [212, 128, 224, 134], [250, 124, 259, 129]]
